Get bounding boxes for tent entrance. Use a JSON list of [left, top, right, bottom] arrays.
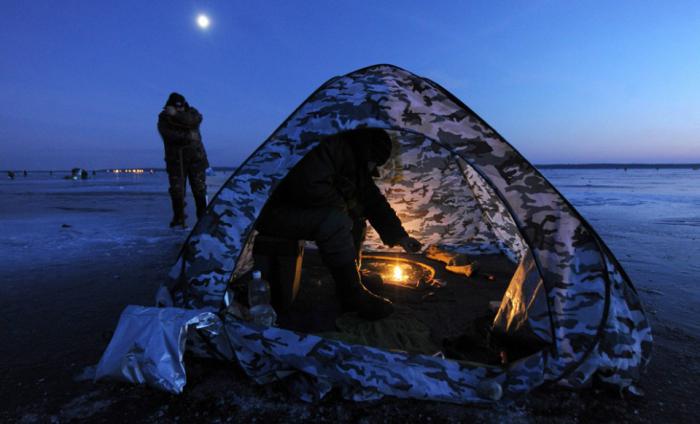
[[225, 129, 546, 364]]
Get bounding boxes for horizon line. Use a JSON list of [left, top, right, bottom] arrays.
[[4, 162, 700, 172]]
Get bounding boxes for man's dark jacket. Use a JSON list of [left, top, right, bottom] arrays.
[[266, 133, 408, 246], [157, 107, 209, 173]]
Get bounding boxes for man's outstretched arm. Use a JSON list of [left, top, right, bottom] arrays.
[[363, 178, 421, 252]]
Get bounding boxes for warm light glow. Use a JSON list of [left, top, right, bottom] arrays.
[[196, 14, 210, 29], [363, 255, 435, 289], [392, 265, 406, 282]]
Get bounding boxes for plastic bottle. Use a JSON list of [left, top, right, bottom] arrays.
[[248, 270, 277, 327], [476, 379, 503, 401]]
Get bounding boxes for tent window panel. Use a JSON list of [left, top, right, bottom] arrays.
[[454, 156, 529, 264], [364, 132, 502, 254]]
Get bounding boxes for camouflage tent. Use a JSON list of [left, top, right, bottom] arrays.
[[108, 64, 652, 402]]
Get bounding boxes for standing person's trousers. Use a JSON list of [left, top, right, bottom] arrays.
[[166, 166, 207, 202]]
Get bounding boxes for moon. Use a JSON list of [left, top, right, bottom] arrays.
[[196, 14, 210, 29]]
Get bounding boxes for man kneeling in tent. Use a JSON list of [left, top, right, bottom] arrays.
[[257, 128, 422, 320]]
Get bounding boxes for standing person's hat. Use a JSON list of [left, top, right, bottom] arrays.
[[347, 128, 393, 166], [365, 129, 392, 166], [165, 92, 187, 108]]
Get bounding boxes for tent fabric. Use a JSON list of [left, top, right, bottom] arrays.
[[158, 64, 651, 398], [223, 315, 517, 403], [360, 131, 526, 262]]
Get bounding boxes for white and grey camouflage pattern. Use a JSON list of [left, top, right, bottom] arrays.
[[362, 132, 521, 259], [157, 64, 651, 402]]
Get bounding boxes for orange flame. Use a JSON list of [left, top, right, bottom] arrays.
[[392, 265, 406, 282]]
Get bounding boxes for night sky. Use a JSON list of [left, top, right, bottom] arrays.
[[1, 1, 699, 170]]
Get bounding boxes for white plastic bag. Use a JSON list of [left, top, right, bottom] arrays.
[[94, 305, 221, 393]]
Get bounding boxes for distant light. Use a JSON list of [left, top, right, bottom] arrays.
[[197, 14, 210, 29]]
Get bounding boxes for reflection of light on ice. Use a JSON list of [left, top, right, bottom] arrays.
[[392, 265, 406, 282]]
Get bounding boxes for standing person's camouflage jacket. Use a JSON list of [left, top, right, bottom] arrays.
[[266, 133, 408, 247], [157, 107, 209, 172]]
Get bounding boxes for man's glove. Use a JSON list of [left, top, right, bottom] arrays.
[[398, 236, 422, 253]]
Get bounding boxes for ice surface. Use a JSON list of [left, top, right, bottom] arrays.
[[0, 171, 231, 379], [0, 171, 229, 272], [541, 168, 700, 335], [0, 167, 698, 366]]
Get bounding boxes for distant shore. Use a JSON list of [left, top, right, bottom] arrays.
[[536, 163, 700, 169], [4, 163, 700, 173], [0, 167, 237, 173]]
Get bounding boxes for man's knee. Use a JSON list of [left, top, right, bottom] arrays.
[[316, 208, 353, 242], [314, 209, 356, 266]]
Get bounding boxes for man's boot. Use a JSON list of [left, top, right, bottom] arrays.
[[169, 196, 186, 228], [194, 193, 208, 220], [330, 262, 393, 320]]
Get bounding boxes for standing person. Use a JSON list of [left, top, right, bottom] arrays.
[[157, 92, 209, 228], [256, 128, 422, 320]]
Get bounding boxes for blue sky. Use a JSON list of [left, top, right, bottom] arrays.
[[1, 1, 698, 169]]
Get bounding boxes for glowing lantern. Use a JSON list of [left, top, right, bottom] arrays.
[[361, 255, 435, 289]]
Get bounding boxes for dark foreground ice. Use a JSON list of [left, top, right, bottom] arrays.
[[0, 168, 698, 422]]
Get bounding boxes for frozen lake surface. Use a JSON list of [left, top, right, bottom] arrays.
[[1, 168, 698, 336], [0, 168, 700, 333], [1, 167, 699, 421]]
